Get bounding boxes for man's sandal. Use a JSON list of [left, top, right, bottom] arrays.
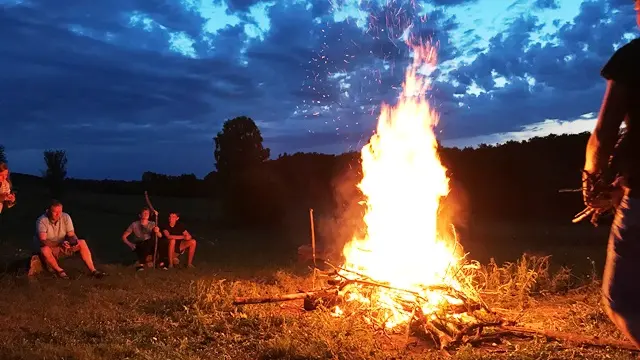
[[55, 270, 69, 279]]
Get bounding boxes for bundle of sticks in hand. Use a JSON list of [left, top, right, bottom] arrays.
[[561, 128, 629, 226]]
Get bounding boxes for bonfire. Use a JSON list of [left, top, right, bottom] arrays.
[[317, 40, 495, 348], [232, 40, 640, 353], [235, 40, 499, 349]]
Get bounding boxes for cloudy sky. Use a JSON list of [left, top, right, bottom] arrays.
[[1, 0, 637, 180]]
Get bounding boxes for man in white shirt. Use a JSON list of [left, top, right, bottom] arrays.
[[33, 199, 105, 279]]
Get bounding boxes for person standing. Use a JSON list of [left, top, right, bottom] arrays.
[[583, 0, 640, 347]]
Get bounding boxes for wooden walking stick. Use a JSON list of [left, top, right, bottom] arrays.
[[309, 208, 317, 289], [144, 191, 159, 268]]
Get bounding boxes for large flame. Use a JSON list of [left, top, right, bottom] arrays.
[[338, 42, 464, 328]]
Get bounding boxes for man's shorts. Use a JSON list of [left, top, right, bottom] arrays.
[[50, 245, 79, 259]]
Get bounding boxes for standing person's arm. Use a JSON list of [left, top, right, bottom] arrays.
[[583, 41, 635, 204], [584, 80, 628, 177]]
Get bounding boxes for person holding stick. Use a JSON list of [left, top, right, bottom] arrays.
[[122, 206, 163, 271]]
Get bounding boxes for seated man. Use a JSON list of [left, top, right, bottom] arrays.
[[122, 206, 162, 271], [33, 199, 105, 279], [161, 212, 196, 269]]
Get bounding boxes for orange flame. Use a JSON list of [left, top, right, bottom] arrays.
[[338, 41, 464, 328]]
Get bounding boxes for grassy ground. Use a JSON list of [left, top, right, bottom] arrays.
[[0, 186, 634, 359]]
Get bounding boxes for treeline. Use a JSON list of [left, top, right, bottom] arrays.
[[1, 118, 592, 229]]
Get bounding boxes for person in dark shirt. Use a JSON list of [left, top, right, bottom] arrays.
[[160, 212, 196, 269], [583, 1, 640, 347]]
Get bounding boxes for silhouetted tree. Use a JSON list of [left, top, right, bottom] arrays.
[[214, 116, 270, 178], [42, 149, 68, 198], [213, 116, 283, 227], [0, 145, 6, 164]]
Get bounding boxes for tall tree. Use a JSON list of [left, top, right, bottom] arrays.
[[0, 144, 6, 164], [214, 116, 270, 176], [43, 149, 68, 198], [213, 116, 283, 226]]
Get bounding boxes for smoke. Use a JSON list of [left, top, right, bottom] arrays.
[[315, 154, 366, 263]]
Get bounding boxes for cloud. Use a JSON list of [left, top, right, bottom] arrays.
[[533, 0, 560, 10], [434, 0, 638, 139], [0, 0, 638, 180]]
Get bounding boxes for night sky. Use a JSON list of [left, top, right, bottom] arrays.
[[1, 0, 637, 180]]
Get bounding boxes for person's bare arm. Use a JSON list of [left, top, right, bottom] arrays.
[[183, 230, 192, 240], [122, 226, 136, 249], [163, 229, 184, 241], [584, 79, 628, 175]]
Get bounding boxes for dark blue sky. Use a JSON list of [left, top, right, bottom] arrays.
[[0, 0, 637, 180]]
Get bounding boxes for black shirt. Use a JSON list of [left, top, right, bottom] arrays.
[[162, 222, 186, 237], [600, 38, 640, 189]]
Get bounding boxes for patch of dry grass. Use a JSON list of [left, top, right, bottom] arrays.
[[0, 254, 636, 360]]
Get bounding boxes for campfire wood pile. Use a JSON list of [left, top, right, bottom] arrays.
[[232, 261, 640, 353]]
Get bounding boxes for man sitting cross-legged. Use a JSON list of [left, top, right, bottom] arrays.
[[33, 200, 106, 279], [122, 206, 163, 271], [161, 212, 196, 269]]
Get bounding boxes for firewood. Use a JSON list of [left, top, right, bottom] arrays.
[[499, 325, 640, 352], [232, 288, 339, 305]]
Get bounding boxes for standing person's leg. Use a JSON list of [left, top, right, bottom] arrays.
[[602, 192, 640, 348]]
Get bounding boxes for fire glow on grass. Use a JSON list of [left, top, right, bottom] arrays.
[[335, 41, 468, 329]]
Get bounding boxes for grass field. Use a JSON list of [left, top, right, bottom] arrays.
[[0, 184, 634, 359]]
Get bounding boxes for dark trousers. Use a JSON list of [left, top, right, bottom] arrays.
[[602, 191, 640, 346], [133, 239, 155, 264]]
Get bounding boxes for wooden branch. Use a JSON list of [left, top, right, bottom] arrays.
[[500, 325, 639, 352], [233, 288, 338, 305]]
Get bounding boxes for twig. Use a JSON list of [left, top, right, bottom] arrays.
[[500, 325, 640, 352], [233, 288, 338, 305]]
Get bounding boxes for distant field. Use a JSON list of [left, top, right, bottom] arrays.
[[0, 182, 627, 359], [0, 180, 612, 276]]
